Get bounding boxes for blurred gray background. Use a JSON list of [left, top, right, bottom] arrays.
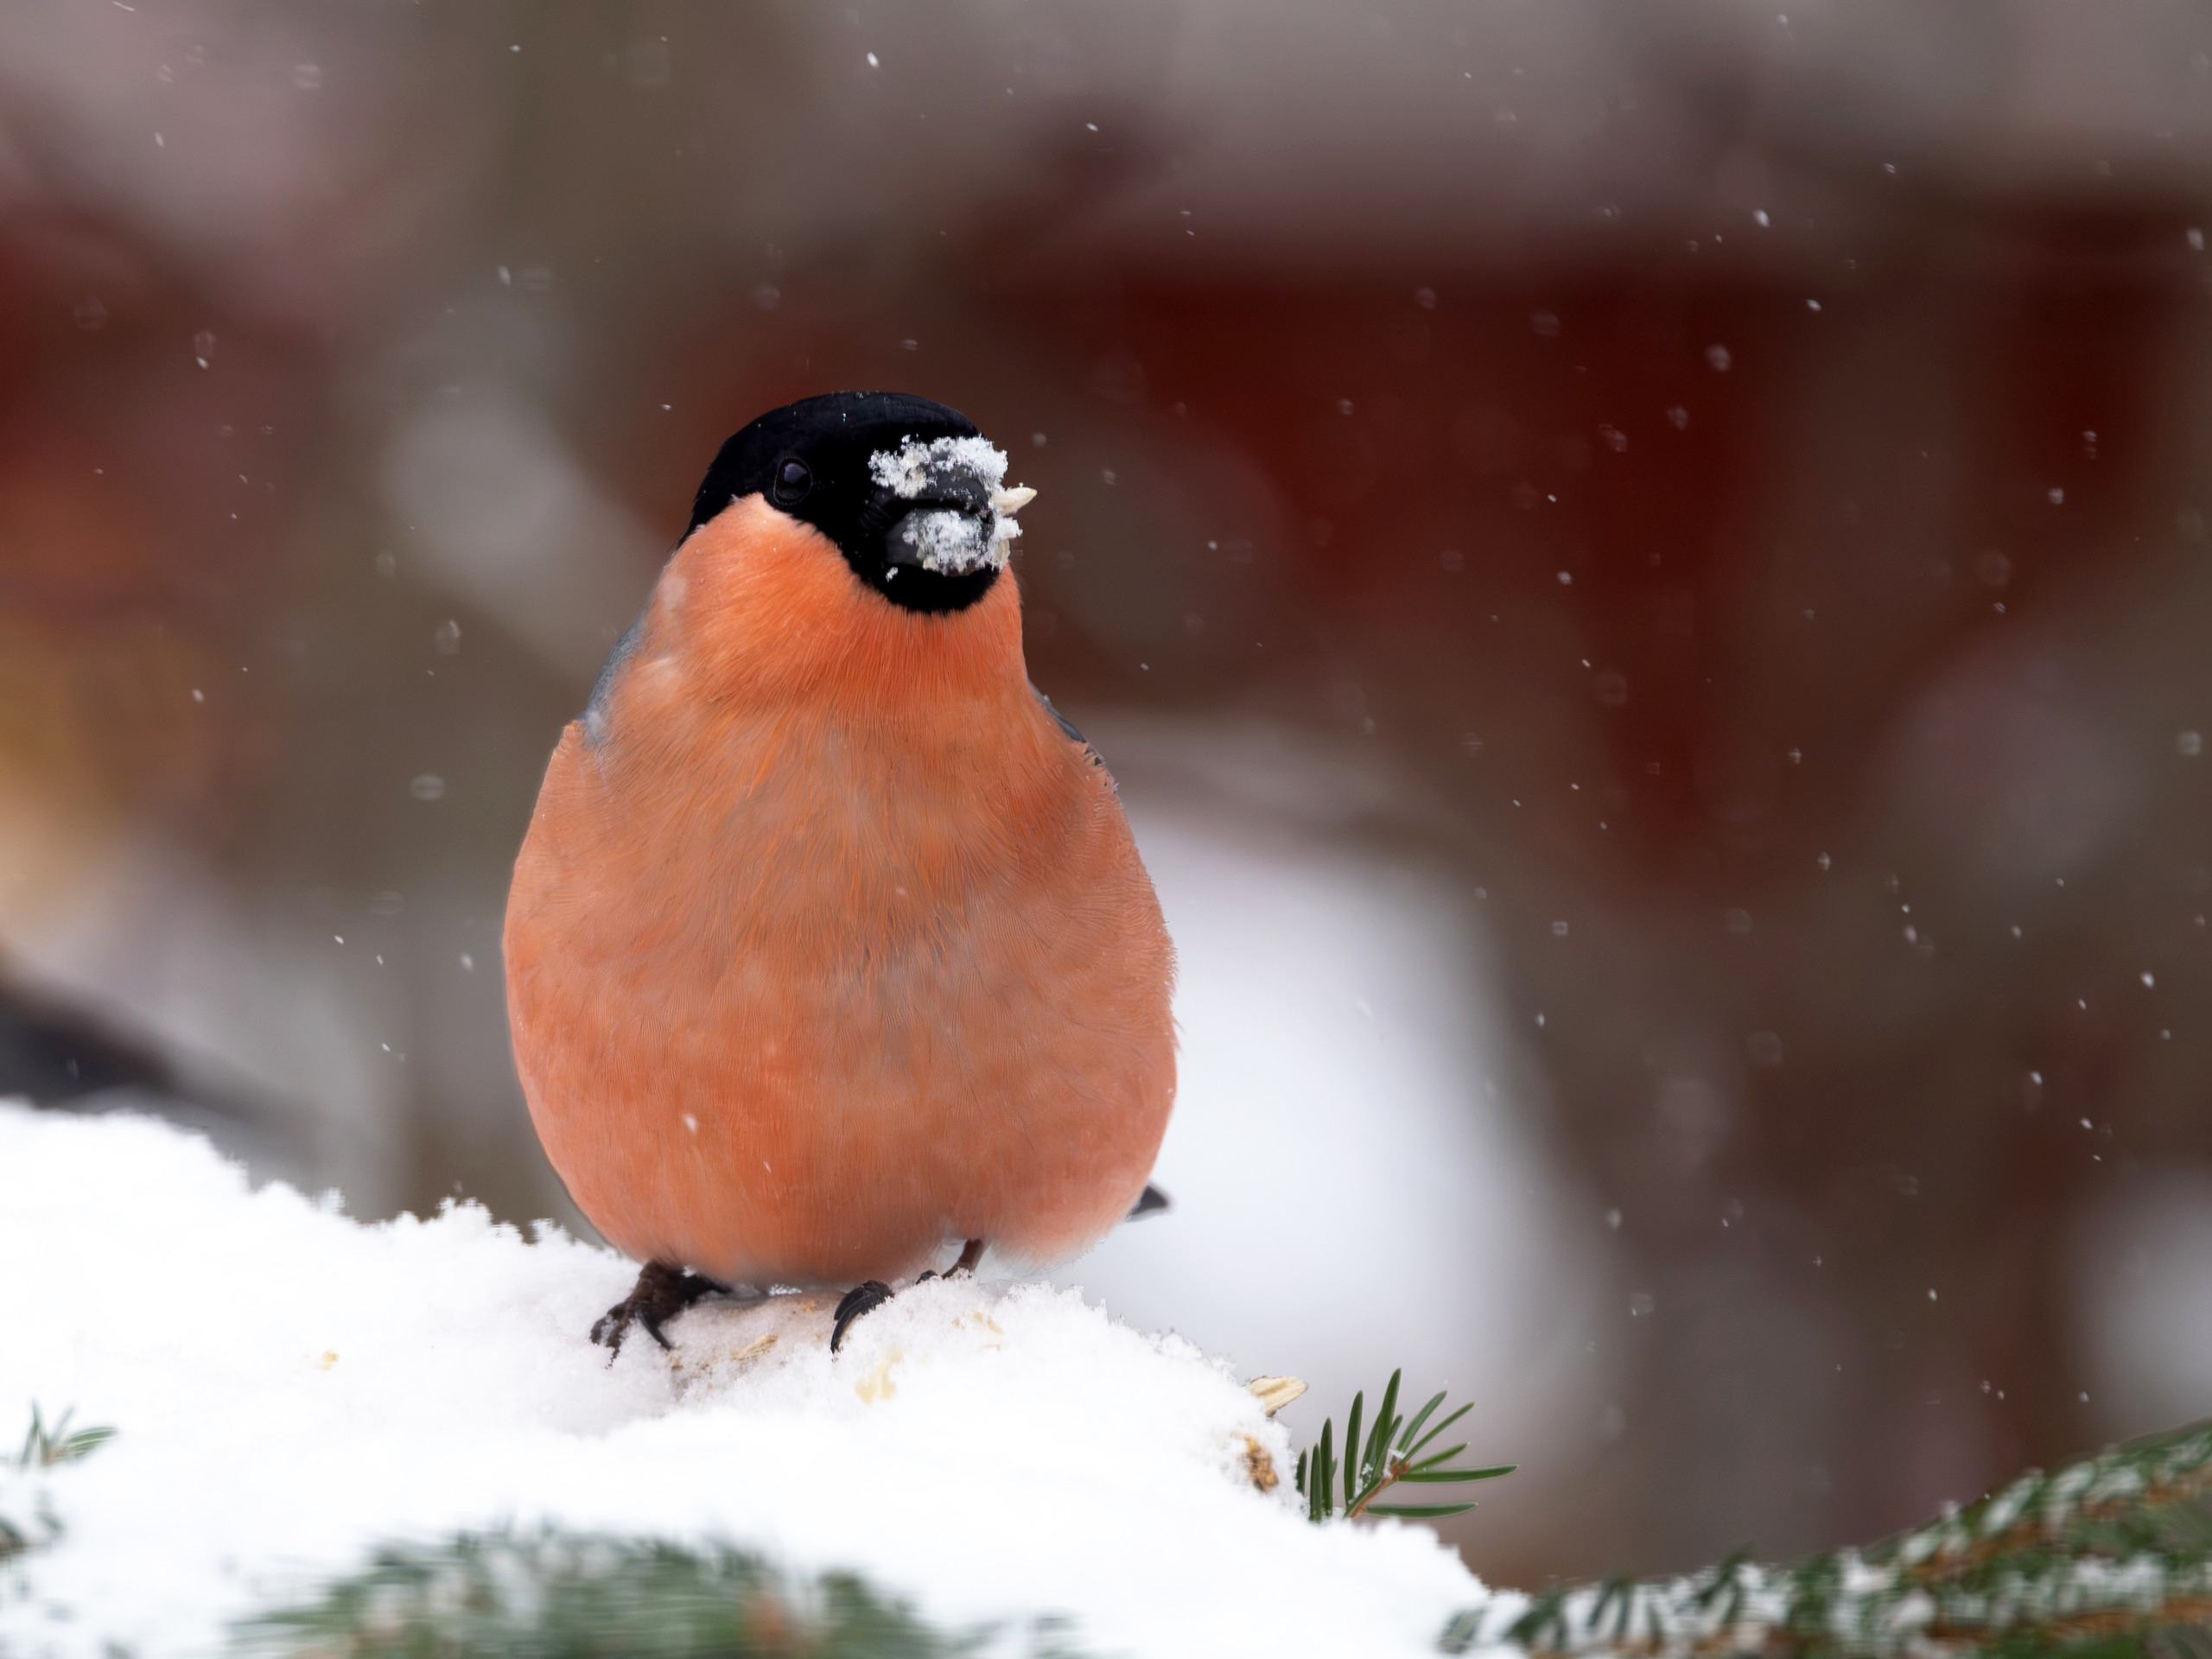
[[6, 0, 2212, 1590]]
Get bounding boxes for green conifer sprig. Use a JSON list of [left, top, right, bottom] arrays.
[[13, 1403, 115, 1470], [2, 1403, 115, 1564], [1293, 1368, 1516, 1523], [234, 1528, 1078, 1658], [1440, 1419, 2212, 1657]]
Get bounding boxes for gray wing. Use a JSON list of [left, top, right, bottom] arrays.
[[1030, 683, 1107, 773]]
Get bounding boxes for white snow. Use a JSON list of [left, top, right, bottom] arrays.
[[869, 432, 1009, 499], [868, 434, 1020, 574], [0, 1103, 1495, 1658], [887, 503, 1016, 575]]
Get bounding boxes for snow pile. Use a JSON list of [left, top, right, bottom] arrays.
[[0, 1103, 1492, 1657]]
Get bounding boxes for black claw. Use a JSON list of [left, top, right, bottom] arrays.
[[830, 1280, 895, 1355], [592, 1262, 724, 1357], [1128, 1183, 1171, 1221]]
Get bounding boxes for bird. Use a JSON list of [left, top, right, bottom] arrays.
[[504, 391, 1176, 1355]]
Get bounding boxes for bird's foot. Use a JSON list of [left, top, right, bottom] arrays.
[[830, 1280, 895, 1354], [591, 1261, 725, 1357], [830, 1237, 984, 1355]]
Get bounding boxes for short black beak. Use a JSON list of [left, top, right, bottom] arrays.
[[879, 457, 1024, 577], [884, 492, 988, 570]]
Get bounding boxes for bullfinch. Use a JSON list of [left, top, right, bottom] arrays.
[[504, 391, 1177, 1353]]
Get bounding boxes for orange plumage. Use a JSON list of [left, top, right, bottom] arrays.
[[505, 423, 1174, 1296]]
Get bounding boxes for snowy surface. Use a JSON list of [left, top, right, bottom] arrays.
[[0, 1104, 1496, 1658]]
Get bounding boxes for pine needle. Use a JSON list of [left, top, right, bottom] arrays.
[[233, 1527, 1076, 1657], [1440, 1417, 2212, 1657], [1291, 1369, 1516, 1524], [2, 1403, 116, 1565], [14, 1404, 116, 1470]]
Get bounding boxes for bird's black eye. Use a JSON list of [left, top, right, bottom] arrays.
[[772, 455, 811, 505]]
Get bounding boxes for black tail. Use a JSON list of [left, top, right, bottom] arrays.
[[1126, 1184, 1171, 1221]]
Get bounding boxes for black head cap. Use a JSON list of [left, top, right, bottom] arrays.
[[686, 391, 1006, 615]]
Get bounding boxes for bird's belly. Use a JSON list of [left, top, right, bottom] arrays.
[[506, 757, 1173, 1285]]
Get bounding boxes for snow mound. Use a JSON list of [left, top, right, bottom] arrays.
[[0, 1104, 1490, 1657]]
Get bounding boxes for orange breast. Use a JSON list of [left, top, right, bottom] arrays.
[[503, 498, 1175, 1286]]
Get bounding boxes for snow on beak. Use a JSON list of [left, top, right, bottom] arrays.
[[871, 435, 1032, 576]]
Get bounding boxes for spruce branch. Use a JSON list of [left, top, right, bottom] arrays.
[[233, 1526, 1080, 1657], [13, 1403, 115, 1470], [1293, 1368, 1515, 1524], [1440, 1419, 2212, 1658], [1, 1403, 115, 1565]]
